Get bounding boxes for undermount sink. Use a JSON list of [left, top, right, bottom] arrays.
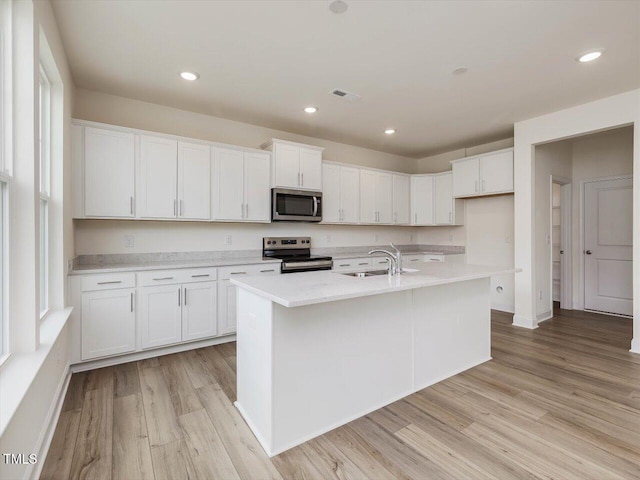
[[341, 269, 390, 277]]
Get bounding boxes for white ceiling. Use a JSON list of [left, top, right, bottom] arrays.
[[51, 0, 640, 158]]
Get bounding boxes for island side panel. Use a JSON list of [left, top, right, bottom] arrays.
[[412, 277, 491, 390], [235, 288, 275, 454], [270, 290, 414, 455]]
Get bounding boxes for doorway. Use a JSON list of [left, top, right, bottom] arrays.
[[583, 176, 633, 317], [551, 179, 571, 312]]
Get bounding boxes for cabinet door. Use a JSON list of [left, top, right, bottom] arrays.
[[452, 157, 480, 197], [217, 279, 237, 335], [273, 143, 300, 188], [139, 136, 178, 218], [84, 127, 135, 218], [182, 281, 217, 341], [244, 152, 271, 221], [481, 150, 513, 193], [434, 173, 454, 224], [359, 170, 377, 223], [411, 176, 434, 225], [340, 166, 360, 224], [178, 142, 210, 220], [81, 289, 135, 360], [213, 147, 244, 220], [140, 285, 182, 349], [322, 164, 341, 223], [376, 172, 393, 224], [299, 148, 322, 190], [392, 174, 410, 224]]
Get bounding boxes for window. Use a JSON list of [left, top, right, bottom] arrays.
[[39, 65, 50, 317], [0, 0, 10, 360]]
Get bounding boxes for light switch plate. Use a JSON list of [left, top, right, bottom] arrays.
[[124, 235, 134, 248]]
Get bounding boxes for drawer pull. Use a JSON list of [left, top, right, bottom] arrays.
[[358, 262, 369, 266], [97, 280, 122, 285], [130, 292, 134, 312], [260, 269, 275, 273], [230, 272, 246, 275], [429, 258, 442, 262], [153, 276, 174, 281], [191, 274, 210, 278], [410, 259, 419, 262], [339, 264, 350, 267]]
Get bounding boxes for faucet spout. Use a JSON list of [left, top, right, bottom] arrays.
[[389, 243, 403, 274], [368, 249, 398, 275]]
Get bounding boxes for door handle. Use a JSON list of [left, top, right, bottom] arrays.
[[585, 250, 592, 255], [131, 292, 134, 312], [178, 287, 181, 306], [560, 250, 564, 254], [312, 196, 318, 217], [184, 287, 187, 306]]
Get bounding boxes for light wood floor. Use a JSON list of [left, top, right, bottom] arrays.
[[41, 307, 640, 480]]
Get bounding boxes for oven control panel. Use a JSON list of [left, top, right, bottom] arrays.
[[263, 237, 311, 249]]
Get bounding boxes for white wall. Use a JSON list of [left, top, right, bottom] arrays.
[[415, 138, 514, 174], [74, 88, 418, 173]]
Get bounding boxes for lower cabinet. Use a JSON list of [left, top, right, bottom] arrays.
[[182, 281, 218, 341], [218, 279, 237, 336], [81, 288, 136, 360]]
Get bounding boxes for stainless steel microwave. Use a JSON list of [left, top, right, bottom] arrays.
[[271, 188, 322, 222]]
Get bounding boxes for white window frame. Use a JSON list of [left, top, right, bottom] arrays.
[[0, 176, 8, 365], [39, 65, 50, 320]]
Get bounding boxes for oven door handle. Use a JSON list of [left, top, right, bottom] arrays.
[[312, 196, 318, 217], [282, 260, 332, 270]]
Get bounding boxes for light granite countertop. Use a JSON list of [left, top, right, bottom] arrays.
[[231, 262, 516, 308]]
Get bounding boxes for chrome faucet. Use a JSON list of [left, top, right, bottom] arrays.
[[368, 248, 400, 276], [389, 243, 403, 274]]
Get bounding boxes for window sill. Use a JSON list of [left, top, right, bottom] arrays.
[[0, 307, 72, 436]]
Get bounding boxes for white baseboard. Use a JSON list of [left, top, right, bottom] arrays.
[[631, 337, 640, 354], [71, 334, 236, 373], [536, 311, 553, 323], [26, 365, 71, 480], [512, 314, 538, 330], [491, 304, 515, 314]]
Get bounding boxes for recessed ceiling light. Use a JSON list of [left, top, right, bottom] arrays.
[[304, 106, 318, 113], [329, 0, 348, 14], [452, 66, 468, 75], [384, 129, 396, 135], [180, 71, 200, 81], [577, 49, 604, 63]]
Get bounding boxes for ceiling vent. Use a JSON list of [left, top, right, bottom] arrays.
[[330, 88, 361, 102]]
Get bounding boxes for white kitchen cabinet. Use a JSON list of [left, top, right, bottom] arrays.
[[212, 147, 271, 222], [217, 265, 279, 335], [263, 139, 324, 191], [182, 281, 218, 341], [138, 135, 178, 219], [178, 142, 211, 220], [84, 127, 136, 218], [434, 172, 464, 225], [451, 148, 513, 198], [322, 163, 360, 223], [392, 174, 410, 224], [81, 288, 136, 360], [140, 284, 183, 349], [332, 258, 374, 272], [360, 170, 393, 224], [411, 175, 435, 225]]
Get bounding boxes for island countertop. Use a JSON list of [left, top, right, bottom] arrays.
[[231, 262, 516, 307]]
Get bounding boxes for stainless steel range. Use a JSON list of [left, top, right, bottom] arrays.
[[263, 237, 333, 273]]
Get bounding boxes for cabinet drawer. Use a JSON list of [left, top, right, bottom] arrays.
[[403, 254, 425, 264], [424, 255, 444, 262], [372, 257, 391, 267], [332, 258, 372, 271], [81, 273, 136, 292], [219, 264, 279, 280], [182, 268, 218, 283], [139, 268, 218, 286]]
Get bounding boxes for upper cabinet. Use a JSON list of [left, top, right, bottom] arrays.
[[262, 139, 323, 191], [82, 127, 136, 218], [322, 163, 360, 224], [178, 142, 211, 220], [411, 175, 434, 226], [451, 148, 513, 198], [392, 174, 410, 225], [434, 172, 464, 225], [360, 170, 393, 224], [212, 147, 271, 222]]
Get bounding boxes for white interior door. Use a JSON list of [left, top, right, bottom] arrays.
[[584, 177, 633, 316], [178, 142, 210, 220]]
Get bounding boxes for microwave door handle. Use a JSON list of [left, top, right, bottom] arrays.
[[313, 196, 318, 217]]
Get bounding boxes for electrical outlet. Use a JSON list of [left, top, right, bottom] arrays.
[[374, 234, 379, 242], [449, 234, 454, 242], [225, 235, 233, 245], [124, 235, 135, 248]]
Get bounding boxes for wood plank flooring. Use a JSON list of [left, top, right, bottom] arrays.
[[41, 308, 640, 479]]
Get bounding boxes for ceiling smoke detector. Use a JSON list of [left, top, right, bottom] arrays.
[[329, 0, 348, 14], [330, 88, 361, 102]]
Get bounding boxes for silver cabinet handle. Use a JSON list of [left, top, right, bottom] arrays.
[[130, 292, 134, 312], [152, 276, 174, 281], [260, 269, 275, 273], [358, 262, 369, 266], [178, 287, 181, 306], [184, 287, 187, 306], [410, 258, 419, 262], [312, 196, 318, 217], [339, 264, 350, 267], [191, 274, 210, 278], [97, 280, 122, 285], [429, 258, 442, 262], [230, 271, 247, 275], [130, 197, 134, 215]]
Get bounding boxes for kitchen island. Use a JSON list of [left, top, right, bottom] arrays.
[[231, 262, 515, 456]]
